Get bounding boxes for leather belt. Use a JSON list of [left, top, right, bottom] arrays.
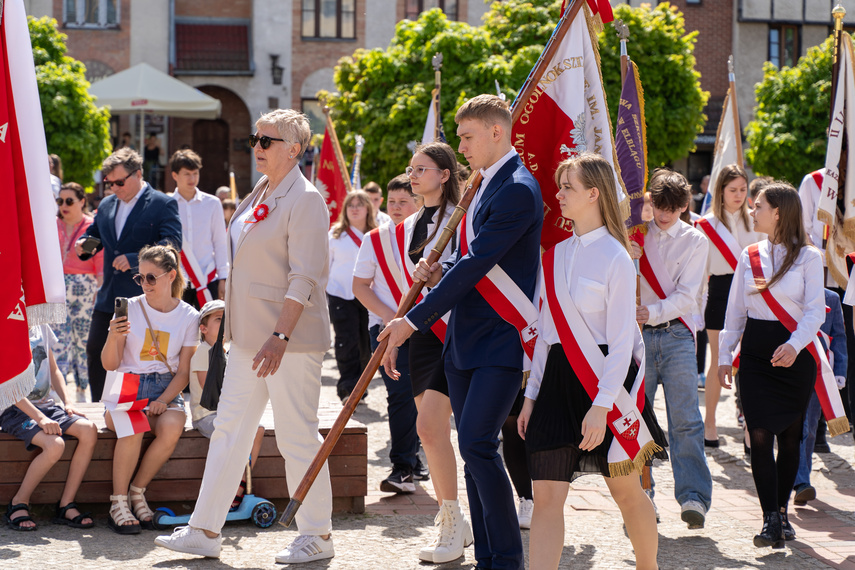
[[642, 318, 683, 330]]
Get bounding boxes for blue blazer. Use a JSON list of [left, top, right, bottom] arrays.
[[820, 288, 848, 378], [81, 183, 182, 314], [407, 154, 543, 370]]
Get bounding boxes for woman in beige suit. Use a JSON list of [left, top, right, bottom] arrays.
[[155, 109, 335, 564]]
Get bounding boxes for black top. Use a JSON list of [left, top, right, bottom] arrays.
[[409, 206, 438, 264]]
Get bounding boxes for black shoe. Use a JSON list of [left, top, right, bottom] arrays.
[[780, 509, 795, 541], [413, 457, 430, 481], [793, 484, 816, 506], [813, 441, 831, 453], [754, 511, 785, 548], [380, 466, 415, 494], [704, 438, 720, 448]]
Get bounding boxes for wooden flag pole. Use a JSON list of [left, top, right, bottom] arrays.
[[728, 56, 744, 169], [279, 0, 589, 528], [433, 52, 443, 142], [323, 105, 353, 194], [825, 5, 846, 266]]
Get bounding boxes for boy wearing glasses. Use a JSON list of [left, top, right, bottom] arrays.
[[75, 148, 182, 401]]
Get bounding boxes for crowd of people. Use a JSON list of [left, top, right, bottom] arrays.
[[2, 93, 853, 569]]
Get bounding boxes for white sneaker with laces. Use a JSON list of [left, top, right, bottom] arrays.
[[274, 534, 335, 564], [517, 498, 533, 529], [154, 525, 222, 558], [681, 499, 706, 529], [429, 501, 474, 564]]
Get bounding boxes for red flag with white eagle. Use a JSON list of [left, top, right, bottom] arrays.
[[512, 1, 625, 251], [315, 125, 349, 226], [0, 0, 67, 412], [102, 371, 151, 438]]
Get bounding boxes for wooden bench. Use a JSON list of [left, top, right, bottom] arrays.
[[0, 402, 367, 514]]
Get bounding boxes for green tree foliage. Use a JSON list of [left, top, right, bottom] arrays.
[[28, 16, 111, 186], [322, 1, 707, 186], [745, 35, 836, 185]]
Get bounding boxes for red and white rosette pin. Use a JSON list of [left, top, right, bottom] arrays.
[[245, 204, 269, 224]]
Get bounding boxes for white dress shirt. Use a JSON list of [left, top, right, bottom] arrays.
[[353, 224, 400, 328], [115, 184, 145, 238], [640, 219, 709, 326], [376, 210, 392, 227], [719, 240, 825, 365], [470, 148, 518, 216], [705, 210, 763, 276], [172, 188, 230, 281], [526, 227, 636, 410], [798, 172, 837, 287], [327, 227, 365, 300]]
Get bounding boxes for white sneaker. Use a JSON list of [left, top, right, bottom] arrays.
[[681, 500, 706, 529], [420, 501, 474, 564], [517, 498, 533, 529], [643, 489, 659, 523], [154, 525, 222, 558], [275, 534, 335, 564]]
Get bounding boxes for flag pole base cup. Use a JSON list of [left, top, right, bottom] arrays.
[[278, 499, 302, 527]]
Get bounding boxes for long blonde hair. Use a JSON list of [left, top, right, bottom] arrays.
[[331, 190, 376, 239], [711, 164, 751, 233], [554, 153, 630, 253]]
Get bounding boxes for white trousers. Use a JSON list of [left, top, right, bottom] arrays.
[[189, 346, 332, 535]]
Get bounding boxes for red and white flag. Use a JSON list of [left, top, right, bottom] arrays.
[[0, 0, 67, 412], [102, 371, 150, 438], [512, 2, 625, 251]]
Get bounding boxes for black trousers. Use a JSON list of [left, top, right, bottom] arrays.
[[86, 309, 113, 402], [327, 294, 370, 398], [182, 280, 221, 311]]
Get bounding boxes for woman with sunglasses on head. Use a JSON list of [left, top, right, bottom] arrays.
[[55, 182, 103, 396], [327, 190, 376, 403], [718, 183, 824, 548], [101, 244, 198, 534]]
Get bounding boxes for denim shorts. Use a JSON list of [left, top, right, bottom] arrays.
[[136, 372, 185, 409], [0, 402, 82, 451]]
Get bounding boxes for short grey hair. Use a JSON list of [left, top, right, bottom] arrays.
[[256, 109, 312, 158], [103, 148, 143, 176]]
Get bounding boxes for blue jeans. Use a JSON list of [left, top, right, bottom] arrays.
[[795, 391, 822, 489], [644, 324, 712, 511], [370, 325, 418, 470]]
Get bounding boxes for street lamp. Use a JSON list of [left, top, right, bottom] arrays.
[[270, 54, 284, 85]]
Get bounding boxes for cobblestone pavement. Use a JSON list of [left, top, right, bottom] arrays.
[[1, 351, 853, 568]]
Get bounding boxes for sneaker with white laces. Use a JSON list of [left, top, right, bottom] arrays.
[[517, 498, 533, 529], [421, 500, 474, 564], [274, 534, 335, 564], [681, 500, 706, 529], [379, 465, 416, 494], [643, 489, 660, 523], [154, 525, 222, 558]]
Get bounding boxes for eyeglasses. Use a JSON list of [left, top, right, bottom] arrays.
[[406, 165, 443, 179], [249, 134, 287, 150], [132, 271, 169, 286], [104, 170, 138, 189], [56, 197, 77, 206]]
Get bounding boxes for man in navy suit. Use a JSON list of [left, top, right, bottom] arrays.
[[75, 149, 182, 401], [381, 95, 542, 569]]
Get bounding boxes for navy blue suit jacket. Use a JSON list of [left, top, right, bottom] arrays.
[[407, 154, 543, 370], [81, 183, 182, 313]]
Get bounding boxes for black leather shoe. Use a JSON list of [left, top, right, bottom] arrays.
[[780, 509, 795, 541], [754, 511, 785, 548]]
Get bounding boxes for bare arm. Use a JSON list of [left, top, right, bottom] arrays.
[[101, 315, 128, 371], [253, 298, 304, 378], [353, 276, 396, 325]]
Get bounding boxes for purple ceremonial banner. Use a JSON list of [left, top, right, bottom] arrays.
[[616, 61, 647, 236]]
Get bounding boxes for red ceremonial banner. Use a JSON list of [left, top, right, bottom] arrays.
[[316, 126, 348, 226]]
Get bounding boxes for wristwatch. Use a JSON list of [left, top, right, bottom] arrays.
[[273, 331, 289, 342]]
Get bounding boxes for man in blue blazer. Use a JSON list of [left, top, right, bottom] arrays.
[[381, 95, 542, 569], [75, 149, 182, 401]]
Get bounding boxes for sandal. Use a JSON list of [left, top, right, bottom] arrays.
[[53, 502, 94, 529], [108, 494, 141, 535], [5, 502, 37, 531], [230, 479, 248, 511], [129, 485, 154, 530]]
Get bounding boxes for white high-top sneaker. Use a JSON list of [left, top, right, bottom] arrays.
[[421, 500, 474, 564]]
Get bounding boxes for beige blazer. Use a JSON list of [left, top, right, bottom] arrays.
[[223, 165, 331, 353]]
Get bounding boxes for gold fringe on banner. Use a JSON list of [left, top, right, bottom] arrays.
[[828, 416, 851, 438], [607, 440, 664, 478]]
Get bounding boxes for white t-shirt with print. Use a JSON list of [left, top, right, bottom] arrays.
[[189, 340, 217, 422], [28, 325, 59, 405], [117, 296, 199, 374]]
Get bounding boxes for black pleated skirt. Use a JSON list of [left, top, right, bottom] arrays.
[[408, 329, 449, 397], [704, 273, 734, 331], [739, 318, 815, 434], [525, 344, 668, 482]]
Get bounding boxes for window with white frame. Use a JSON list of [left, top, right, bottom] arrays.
[[64, 0, 119, 29]]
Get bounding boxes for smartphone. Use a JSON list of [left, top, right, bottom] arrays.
[[78, 236, 101, 260], [114, 297, 128, 320]]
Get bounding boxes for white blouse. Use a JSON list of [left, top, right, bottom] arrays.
[[718, 240, 824, 365], [353, 224, 401, 328], [327, 227, 365, 300], [704, 210, 763, 276], [526, 227, 636, 410]]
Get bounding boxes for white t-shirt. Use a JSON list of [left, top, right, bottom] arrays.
[[353, 224, 400, 328], [189, 340, 216, 422], [27, 325, 59, 405], [327, 228, 364, 300], [117, 296, 199, 374]]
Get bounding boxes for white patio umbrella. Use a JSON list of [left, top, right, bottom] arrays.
[[88, 62, 222, 149]]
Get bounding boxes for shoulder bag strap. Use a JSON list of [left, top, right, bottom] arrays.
[[139, 302, 175, 376]]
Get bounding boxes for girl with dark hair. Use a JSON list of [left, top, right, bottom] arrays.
[[719, 183, 824, 547], [696, 165, 762, 447], [101, 244, 199, 534]]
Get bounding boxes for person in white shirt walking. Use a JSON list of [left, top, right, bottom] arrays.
[[363, 181, 392, 227], [633, 170, 712, 529], [169, 150, 229, 310]]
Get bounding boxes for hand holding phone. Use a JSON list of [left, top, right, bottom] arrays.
[[77, 236, 101, 260], [114, 297, 128, 319]]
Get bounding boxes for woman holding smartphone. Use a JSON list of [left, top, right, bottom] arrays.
[[101, 244, 199, 534]]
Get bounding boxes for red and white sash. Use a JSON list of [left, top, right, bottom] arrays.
[[396, 219, 450, 342], [460, 212, 539, 369], [695, 215, 740, 271], [179, 243, 217, 308], [638, 233, 694, 338], [346, 227, 363, 249], [747, 243, 849, 437], [368, 225, 405, 307], [102, 371, 150, 438], [543, 243, 660, 475]]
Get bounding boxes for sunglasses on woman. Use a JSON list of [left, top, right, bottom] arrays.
[[104, 169, 138, 189], [56, 197, 77, 206], [248, 134, 287, 150], [132, 271, 169, 286]]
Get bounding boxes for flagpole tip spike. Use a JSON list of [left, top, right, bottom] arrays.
[[614, 19, 629, 41], [833, 3, 846, 19], [728, 55, 734, 73]]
